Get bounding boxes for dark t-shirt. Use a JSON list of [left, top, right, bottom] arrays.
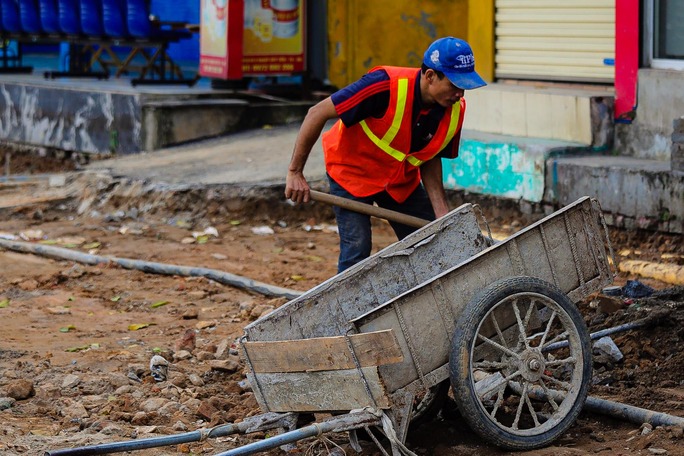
[[330, 69, 460, 158]]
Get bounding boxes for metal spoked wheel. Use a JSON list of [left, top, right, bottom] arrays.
[[449, 276, 591, 450]]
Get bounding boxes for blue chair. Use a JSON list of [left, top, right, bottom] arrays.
[[122, 0, 195, 85], [80, 0, 103, 36], [19, 0, 43, 34], [39, 0, 60, 34], [1, 0, 22, 34], [80, 0, 123, 75], [0, 0, 33, 73], [57, 0, 81, 35], [45, 0, 111, 79], [102, 0, 127, 37], [126, 0, 150, 38], [126, 0, 190, 41]]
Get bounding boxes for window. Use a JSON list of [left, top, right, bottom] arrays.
[[647, 0, 684, 70]]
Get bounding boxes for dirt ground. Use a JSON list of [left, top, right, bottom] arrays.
[[0, 155, 683, 456]]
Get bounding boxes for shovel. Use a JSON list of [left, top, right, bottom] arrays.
[[309, 190, 430, 229]]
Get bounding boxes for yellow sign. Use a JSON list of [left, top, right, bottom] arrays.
[[200, 0, 306, 79], [243, 0, 305, 74]]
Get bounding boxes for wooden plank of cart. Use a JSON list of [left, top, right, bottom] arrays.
[[228, 196, 616, 456]]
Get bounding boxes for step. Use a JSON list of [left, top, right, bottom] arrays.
[[0, 75, 313, 155], [142, 97, 314, 151], [444, 130, 589, 203], [142, 99, 248, 151], [547, 155, 683, 233], [462, 82, 614, 147]]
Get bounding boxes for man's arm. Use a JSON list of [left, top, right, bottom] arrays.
[[285, 97, 338, 203], [420, 158, 450, 218]]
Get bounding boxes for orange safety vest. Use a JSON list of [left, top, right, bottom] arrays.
[[322, 65, 465, 203]]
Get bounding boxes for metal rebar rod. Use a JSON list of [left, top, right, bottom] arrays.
[[0, 173, 54, 183]]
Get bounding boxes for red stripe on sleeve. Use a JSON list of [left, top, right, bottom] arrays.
[[335, 80, 390, 114]]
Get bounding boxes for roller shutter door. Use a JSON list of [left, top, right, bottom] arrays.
[[495, 0, 615, 83]]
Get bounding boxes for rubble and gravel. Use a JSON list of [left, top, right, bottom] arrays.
[[0, 164, 683, 456]]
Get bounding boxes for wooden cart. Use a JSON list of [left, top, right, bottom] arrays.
[[48, 197, 615, 456], [237, 196, 615, 455]]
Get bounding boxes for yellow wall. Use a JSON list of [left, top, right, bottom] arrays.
[[327, 0, 471, 88], [467, 0, 495, 82]]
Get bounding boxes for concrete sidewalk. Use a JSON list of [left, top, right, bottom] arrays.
[[87, 123, 329, 188], [85, 122, 683, 234]]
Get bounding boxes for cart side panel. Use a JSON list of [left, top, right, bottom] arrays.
[[246, 367, 390, 412], [244, 204, 488, 342], [434, 248, 519, 311], [515, 208, 597, 293], [587, 199, 613, 283], [300, 291, 354, 340], [516, 218, 575, 290], [356, 248, 518, 392], [353, 288, 446, 390], [514, 199, 611, 300], [570, 212, 601, 280], [352, 197, 613, 394]]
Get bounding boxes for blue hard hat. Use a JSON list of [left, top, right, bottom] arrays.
[[423, 37, 487, 90]]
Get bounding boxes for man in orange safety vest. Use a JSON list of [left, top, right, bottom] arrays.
[[285, 37, 487, 273]]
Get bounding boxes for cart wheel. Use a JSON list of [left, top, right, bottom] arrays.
[[449, 276, 591, 450]]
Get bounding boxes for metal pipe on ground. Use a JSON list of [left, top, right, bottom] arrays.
[[0, 238, 302, 300], [543, 320, 648, 352], [511, 383, 684, 428], [45, 412, 297, 455], [0, 173, 54, 183], [537, 311, 684, 427], [309, 190, 430, 229], [213, 410, 383, 456], [584, 395, 684, 428], [543, 309, 671, 352]]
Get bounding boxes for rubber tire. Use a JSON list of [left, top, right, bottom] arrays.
[[448, 276, 592, 451]]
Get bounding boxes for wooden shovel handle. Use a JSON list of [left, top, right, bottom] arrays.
[[309, 190, 429, 229]]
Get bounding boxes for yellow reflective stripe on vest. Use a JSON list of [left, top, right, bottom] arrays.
[[381, 78, 408, 144], [406, 102, 460, 167], [407, 155, 423, 166], [358, 78, 461, 167], [438, 101, 462, 151], [359, 78, 410, 163]]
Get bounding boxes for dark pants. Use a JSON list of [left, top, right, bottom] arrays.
[[328, 175, 436, 273]]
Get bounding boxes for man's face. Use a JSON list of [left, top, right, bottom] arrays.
[[426, 70, 465, 107]]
